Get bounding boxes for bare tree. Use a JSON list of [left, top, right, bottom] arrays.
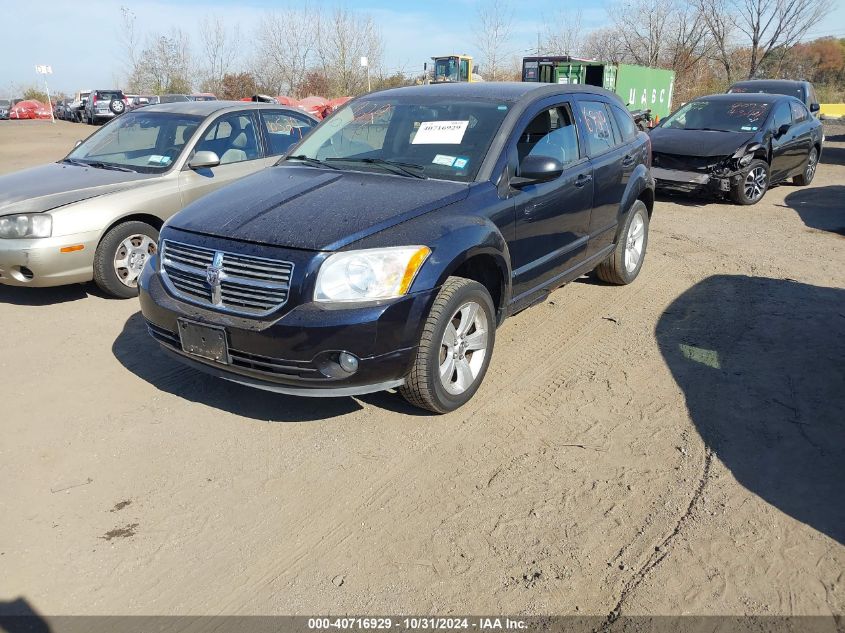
[[736, 0, 834, 78], [583, 26, 632, 64], [695, 0, 737, 81], [473, 0, 514, 81], [199, 16, 240, 95], [542, 10, 584, 57], [254, 5, 319, 97], [609, 0, 672, 67], [119, 6, 142, 89], [131, 29, 193, 94], [316, 7, 384, 96]]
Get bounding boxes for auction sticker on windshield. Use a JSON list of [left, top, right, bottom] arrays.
[[412, 121, 469, 144]]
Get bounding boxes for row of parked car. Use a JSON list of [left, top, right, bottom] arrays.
[[53, 90, 218, 124], [0, 79, 825, 412]]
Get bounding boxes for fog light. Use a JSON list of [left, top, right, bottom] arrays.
[[338, 352, 359, 373]]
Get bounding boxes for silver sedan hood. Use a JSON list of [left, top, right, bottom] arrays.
[[0, 162, 155, 216]]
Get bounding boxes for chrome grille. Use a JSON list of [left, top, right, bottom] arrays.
[[160, 240, 294, 315]]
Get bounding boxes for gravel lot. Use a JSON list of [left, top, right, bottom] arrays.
[[1, 119, 843, 618]]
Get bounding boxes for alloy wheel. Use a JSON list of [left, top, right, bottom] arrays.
[[439, 301, 489, 395], [806, 148, 817, 182], [624, 211, 646, 273], [743, 166, 767, 202], [114, 234, 156, 287]]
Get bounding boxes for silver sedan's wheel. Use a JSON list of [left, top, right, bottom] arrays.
[[744, 166, 767, 202], [439, 301, 489, 395], [114, 234, 157, 288], [624, 210, 646, 274]]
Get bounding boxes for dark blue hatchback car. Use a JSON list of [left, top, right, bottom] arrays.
[[139, 82, 655, 412]]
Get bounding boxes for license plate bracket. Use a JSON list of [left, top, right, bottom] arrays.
[[178, 319, 229, 364]]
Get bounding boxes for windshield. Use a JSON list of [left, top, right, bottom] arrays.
[[660, 100, 772, 133], [287, 96, 511, 182], [434, 58, 460, 82], [65, 111, 202, 173], [0, 100, 9, 108]]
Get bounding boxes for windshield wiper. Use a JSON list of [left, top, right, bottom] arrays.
[[83, 161, 136, 172], [281, 155, 339, 170], [60, 158, 90, 167], [685, 127, 730, 132], [326, 157, 428, 179]]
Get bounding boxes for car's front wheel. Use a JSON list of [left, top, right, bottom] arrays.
[[731, 159, 769, 205], [400, 277, 496, 413], [793, 146, 818, 186], [93, 221, 159, 298]]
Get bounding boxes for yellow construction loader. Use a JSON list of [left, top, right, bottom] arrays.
[[430, 55, 482, 83]]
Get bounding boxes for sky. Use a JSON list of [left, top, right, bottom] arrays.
[[2, 0, 845, 96]]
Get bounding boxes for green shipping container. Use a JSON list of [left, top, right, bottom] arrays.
[[521, 57, 676, 119]]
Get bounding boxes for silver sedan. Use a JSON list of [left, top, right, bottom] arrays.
[[0, 101, 317, 297]]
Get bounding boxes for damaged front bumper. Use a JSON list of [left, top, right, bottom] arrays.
[[652, 167, 744, 194]]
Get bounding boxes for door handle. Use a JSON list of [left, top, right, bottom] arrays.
[[574, 174, 592, 187], [622, 154, 636, 167]]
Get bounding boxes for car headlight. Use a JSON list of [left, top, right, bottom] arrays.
[[314, 246, 431, 303], [738, 153, 754, 166], [0, 214, 52, 239]]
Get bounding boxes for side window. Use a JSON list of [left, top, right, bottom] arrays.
[[577, 100, 616, 156], [772, 101, 792, 131], [611, 105, 638, 142], [516, 104, 581, 169], [195, 112, 260, 164], [260, 110, 316, 156], [790, 101, 808, 123]]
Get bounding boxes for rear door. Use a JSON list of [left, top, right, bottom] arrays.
[[575, 98, 629, 257], [178, 110, 266, 206], [788, 100, 813, 170], [509, 99, 594, 298]]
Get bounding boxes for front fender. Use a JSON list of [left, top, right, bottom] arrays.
[[615, 164, 654, 240]]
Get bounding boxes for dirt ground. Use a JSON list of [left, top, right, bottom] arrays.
[[0, 119, 842, 618]]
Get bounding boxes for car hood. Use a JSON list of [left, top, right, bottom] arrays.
[[168, 166, 470, 251], [0, 162, 154, 216], [650, 127, 757, 157]]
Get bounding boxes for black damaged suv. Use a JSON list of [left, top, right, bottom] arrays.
[[139, 83, 654, 413]]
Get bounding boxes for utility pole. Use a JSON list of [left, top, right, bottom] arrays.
[[35, 65, 55, 123]]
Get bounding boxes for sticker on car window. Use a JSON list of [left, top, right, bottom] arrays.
[[432, 154, 457, 166], [412, 121, 469, 144], [453, 157, 469, 169], [147, 155, 171, 165]]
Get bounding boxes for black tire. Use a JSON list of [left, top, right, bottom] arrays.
[[400, 277, 496, 414], [595, 199, 649, 285], [109, 99, 125, 115], [730, 159, 769, 205], [793, 146, 818, 186], [93, 221, 159, 299]]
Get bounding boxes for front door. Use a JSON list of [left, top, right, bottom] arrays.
[[509, 103, 593, 300], [769, 101, 795, 180], [178, 111, 268, 207]]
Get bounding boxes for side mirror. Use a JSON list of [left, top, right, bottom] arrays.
[[810, 103, 820, 113], [510, 155, 564, 188], [188, 150, 220, 169], [776, 123, 790, 138], [74, 140, 83, 148]]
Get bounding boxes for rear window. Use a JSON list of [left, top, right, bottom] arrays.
[[729, 82, 804, 101], [611, 105, 638, 142], [97, 91, 124, 100]]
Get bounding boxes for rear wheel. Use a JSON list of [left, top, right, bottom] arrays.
[[793, 146, 818, 186], [595, 199, 649, 285], [731, 159, 769, 205], [400, 277, 496, 413], [93, 221, 159, 298]]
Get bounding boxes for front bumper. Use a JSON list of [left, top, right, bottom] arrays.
[[139, 258, 438, 397], [0, 231, 98, 287], [652, 166, 743, 195]]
